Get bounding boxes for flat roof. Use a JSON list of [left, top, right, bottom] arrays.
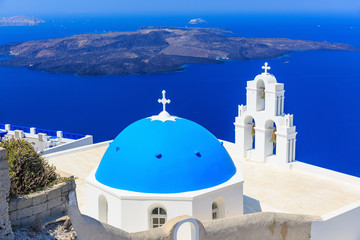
[[46, 141, 360, 218], [224, 142, 360, 217], [46, 144, 107, 213]]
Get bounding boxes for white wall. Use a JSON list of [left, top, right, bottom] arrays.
[[87, 182, 194, 232], [87, 183, 123, 228], [45, 140, 111, 158], [121, 199, 193, 232], [42, 135, 93, 155], [86, 184, 98, 219], [311, 202, 360, 240], [192, 183, 243, 221], [87, 182, 243, 233]]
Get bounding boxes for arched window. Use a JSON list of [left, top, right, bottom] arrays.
[[265, 120, 277, 156], [212, 197, 225, 220], [256, 79, 265, 111], [150, 207, 167, 228], [212, 202, 218, 220], [98, 194, 108, 224], [244, 116, 256, 159]]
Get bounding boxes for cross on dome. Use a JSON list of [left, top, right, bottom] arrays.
[[150, 90, 177, 122], [158, 90, 170, 112], [262, 62, 271, 74]]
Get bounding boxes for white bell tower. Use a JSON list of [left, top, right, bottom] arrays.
[[234, 62, 297, 167]]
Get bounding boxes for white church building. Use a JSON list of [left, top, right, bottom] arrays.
[[47, 62, 360, 240], [86, 90, 244, 233]]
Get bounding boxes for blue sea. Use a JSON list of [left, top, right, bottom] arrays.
[[0, 14, 359, 176]]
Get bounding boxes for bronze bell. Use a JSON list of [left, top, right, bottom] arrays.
[[250, 124, 255, 136], [269, 131, 276, 143], [260, 89, 265, 99]]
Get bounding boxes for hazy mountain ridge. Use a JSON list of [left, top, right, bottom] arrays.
[[0, 27, 356, 76]]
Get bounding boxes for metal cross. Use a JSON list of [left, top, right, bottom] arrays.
[[262, 62, 271, 74], [158, 90, 170, 112]]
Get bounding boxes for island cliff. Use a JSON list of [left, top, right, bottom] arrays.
[[0, 26, 357, 76]]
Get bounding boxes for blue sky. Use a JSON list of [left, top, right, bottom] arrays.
[[0, 0, 359, 16]]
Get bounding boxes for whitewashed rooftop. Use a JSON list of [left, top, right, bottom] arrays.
[[46, 140, 360, 218]]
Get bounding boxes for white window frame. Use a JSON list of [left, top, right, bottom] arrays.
[[150, 207, 167, 228], [212, 202, 218, 220]]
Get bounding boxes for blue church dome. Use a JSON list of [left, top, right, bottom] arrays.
[[95, 90, 236, 194], [95, 116, 236, 194]]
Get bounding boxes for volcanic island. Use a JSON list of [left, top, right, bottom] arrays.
[[0, 26, 357, 76]]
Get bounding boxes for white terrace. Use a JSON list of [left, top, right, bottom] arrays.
[[45, 141, 360, 220], [0, 123, 93, 154]]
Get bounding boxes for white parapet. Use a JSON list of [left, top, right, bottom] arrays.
[[57, 131, 63, 138], [30, 127, 36, 135], [14, 130, 25, 139], [311, 202, 360, 240], [38, 133, 48, 142]]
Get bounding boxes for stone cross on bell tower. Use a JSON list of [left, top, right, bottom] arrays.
[[262, 62, 271, 74]]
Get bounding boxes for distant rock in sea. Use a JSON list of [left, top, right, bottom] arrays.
[[0, 16, 45, 26], [188, 18, 207, 24]]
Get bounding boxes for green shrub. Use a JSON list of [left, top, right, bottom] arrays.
[[1, 139, 58, 198]]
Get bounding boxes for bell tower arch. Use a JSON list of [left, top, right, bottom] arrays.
[[234, 63, 297, 167]]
